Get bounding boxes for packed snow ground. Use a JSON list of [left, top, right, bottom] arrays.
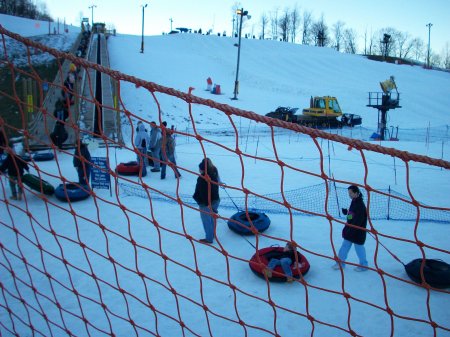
[[1, 14, 449, 337]]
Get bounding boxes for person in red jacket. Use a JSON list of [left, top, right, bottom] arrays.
[[333, 185, 369, 271]]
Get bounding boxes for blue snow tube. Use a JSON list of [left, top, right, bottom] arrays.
[[33, 152, 54, 161], [227, 211, 271, 235], [405, 258, 450, 289], [55, 183, 91, 202]]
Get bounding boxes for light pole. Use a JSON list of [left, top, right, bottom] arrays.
[[426, 23, 433, 68], [232, 8, 250, 100], [88, 5, 96, 28], [140, 4, 148, 53]]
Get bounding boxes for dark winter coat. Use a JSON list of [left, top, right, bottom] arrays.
[[0, 153, 29, 177], [73, 143, 91, 168], [342, 195, 367, 245], [193, 169, 220, 206], [54, 100, 69, 122]]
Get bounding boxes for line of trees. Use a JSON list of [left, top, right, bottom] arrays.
[[0, 0, 52, 21], [230, 3, 449, 70]]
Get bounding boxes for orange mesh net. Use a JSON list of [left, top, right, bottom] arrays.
[[1, 26, 449, 337]]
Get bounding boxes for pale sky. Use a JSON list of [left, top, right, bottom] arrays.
[[44, 0, 449, 53]]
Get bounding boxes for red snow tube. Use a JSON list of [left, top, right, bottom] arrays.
[[116, 161, 140, 175], [249, 246, 310, 282]]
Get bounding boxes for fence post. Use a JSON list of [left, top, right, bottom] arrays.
[[387, 185, 391, 220]]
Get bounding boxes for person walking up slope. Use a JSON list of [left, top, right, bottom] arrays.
[[333, 185, 369, 271], [193, 158, 220, 244], [149, 121, 162, 172]]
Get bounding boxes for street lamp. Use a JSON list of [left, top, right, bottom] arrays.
[[140, 4, 148, 53], [426, 23, 433, 68], [232, 8, 250, 100], [88, 5, 96, 28]]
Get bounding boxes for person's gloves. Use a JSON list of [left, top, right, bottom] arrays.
[[342, 208, 348, 215]]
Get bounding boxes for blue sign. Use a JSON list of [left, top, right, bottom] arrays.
[[91, 157, 110, 190]]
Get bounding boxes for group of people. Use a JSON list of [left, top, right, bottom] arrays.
[[2, 114, 369, 280], [134, 120, 181, 179], [192, 164, 369, 280]]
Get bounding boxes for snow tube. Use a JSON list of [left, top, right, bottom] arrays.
[[54, 183, 90, 202], [115, 161, 140, 176], [405, 258, 450, 289], [32, 152, 54, 161], [22, 173, 55, 195], [227, 211, 270, 235], [249, 246, 310, 282]]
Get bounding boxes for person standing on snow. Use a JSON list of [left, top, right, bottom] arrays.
[[193, 158, 220, 244], [134, 122, 150, 177], [148, 121, 162, 172], [333, 185, 369, 271], [73, 138, 92, 186], [160, 122, 181, 179]]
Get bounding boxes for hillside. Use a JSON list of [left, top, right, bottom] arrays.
[[108, 33, 450, 131]]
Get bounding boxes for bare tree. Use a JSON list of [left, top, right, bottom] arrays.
[[332, 21, 345, 51], [343, 28, 357, 54], [396, 31, 410, 58], [311, 15, 329, 47], [290, 5, 300, 43], [367, 31, 377, 55], [430, 51, 441, 67], [301, 10, 313, 45], [270, 7, 280, 40], [442, 42, 450, 69], [410, 37, 425, 61], [260, 12, 269, 39], [278, 9, 290, 42]]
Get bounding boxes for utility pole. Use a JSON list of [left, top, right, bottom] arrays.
[[88, 5, 97, 28], [232, 8, 250, 100], [140, 4, 148, 53], [426, 23, 433, 68]]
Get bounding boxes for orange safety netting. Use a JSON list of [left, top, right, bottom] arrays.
[[1, 26, 449, 337]]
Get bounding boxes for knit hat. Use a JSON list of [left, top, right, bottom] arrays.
[[198, 159, 206, 170]]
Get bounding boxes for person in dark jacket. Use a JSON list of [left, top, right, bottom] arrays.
[[50, 99, 69, 149], [193, 158, 220, 244], [0, 148, 29, 200], [61, 73, 76, 106], [333, 185, 368, 271], [263, 242, 302, 282], [73, 138, 92, 186]]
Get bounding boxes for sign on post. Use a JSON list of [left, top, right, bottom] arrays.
[[91, 157, 111, 194]]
